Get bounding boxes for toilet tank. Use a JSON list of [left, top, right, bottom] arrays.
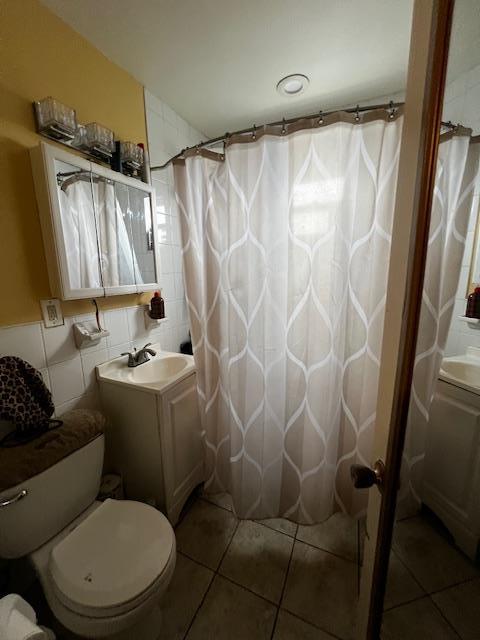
[[0, 434, 104, 559]]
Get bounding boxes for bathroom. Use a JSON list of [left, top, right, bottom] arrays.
[[0, 0, 479, 638]]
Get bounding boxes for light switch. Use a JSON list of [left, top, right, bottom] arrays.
[[40, 298, 64, 328]]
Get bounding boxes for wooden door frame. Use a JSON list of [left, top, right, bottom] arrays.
[[358, 0, 455, 637]]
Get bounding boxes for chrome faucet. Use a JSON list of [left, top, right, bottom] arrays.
[[121, 343, 156, 367]]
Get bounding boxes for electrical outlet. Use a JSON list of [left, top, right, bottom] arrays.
[[40, 298, 64, 328]]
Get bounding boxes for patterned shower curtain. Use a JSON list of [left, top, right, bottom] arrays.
[[175, 111, 476, 523]]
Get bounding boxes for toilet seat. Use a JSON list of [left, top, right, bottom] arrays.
[[47, 499, 175, 619]]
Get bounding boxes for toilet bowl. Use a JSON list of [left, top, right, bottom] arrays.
[[31, 499, 176, 638], [0, 413, 176, 639]]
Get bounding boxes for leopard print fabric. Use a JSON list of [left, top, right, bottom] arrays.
[[0, 356, 54, 433]]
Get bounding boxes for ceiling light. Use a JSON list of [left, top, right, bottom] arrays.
[[276, 74, 309, 97]]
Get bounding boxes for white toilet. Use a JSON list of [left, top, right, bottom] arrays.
[[0, 432, 176, 639]]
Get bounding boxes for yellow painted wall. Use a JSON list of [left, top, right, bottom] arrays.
[[0, 0, 151, 326]]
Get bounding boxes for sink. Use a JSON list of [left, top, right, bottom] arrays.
[[96, 345, 195, 393], [128, 356, 188, 384], [439, 348, 480, 394]]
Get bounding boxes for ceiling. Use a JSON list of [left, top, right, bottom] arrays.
[[41, 0, 478, 138]]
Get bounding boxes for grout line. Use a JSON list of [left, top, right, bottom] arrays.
[[269, 533, 296, 640], [181, 512, 240, 639], [181, 564, 216, 640], [427, 596, 463, 640]]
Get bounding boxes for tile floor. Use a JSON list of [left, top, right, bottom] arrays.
[[19, 495, 480, 640], [160, 495, 480, 640]]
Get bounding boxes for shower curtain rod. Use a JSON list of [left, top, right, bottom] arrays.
[[150, 100, 464, 172], [151, 101, 407, 171]]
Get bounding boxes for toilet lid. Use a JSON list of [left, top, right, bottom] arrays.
[[48, 499, 175, 611]]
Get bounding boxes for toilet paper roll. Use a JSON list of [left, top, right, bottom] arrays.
[[0, 594, 48, 640]]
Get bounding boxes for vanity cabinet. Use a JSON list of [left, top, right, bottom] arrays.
[[30, 141, 160, 300], [423, 379, 480, 559], [99, 370, 204, 525]]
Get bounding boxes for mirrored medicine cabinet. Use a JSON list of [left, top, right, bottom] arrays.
[[30, 141, 160, 300]]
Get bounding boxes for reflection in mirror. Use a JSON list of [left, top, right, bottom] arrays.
[[93, 177, 137, 288], [55, 159, 102, 291], [128, 186, 156, 284], [382, 1, 480, 637], [468, 202, 480, 295]]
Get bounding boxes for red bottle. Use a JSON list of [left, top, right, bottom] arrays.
[[466, 287, 480, 319], [150, 291, 165, 319]]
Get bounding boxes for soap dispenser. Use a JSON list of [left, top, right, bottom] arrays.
[[466, 287, 480, 319], [149, 290, 165, 319]]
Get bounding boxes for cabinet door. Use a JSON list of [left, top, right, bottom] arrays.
[[93, 177, 138, 295], [160, 374, 204, 522], [31, 144, 104, 299]]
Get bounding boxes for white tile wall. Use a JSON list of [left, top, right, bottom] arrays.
[[145, 89, 203, 354], [0, 305, 176, 417], [443, 64, 480, 356]]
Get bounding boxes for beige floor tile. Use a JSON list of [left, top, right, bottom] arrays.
[[384, 552, 425, 610], [381, 597, 459, 640], [273, 610, 336, 639], [256, 518, 298, 537], [296, 513, 362, 562], [186, 575, 276, 640], [282, 541, 358, 640], [175, 500, 238, 569], [392, 517, 479, 593], [160, 553, 214, 640], [219, 520, 294, 603], [432, 578, 480, 640]]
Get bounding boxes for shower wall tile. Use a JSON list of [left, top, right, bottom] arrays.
[[144, 90, 192, 351]]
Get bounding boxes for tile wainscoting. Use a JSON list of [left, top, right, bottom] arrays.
[[0, 304, 189, 416]]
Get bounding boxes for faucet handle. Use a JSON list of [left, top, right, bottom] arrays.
[[142, 343, 152, 349], [121, 351, 136, 367]]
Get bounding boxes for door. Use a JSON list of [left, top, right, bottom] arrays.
[[356, 1, 456, 637]]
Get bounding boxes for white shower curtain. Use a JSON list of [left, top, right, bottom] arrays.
[[399, 131, 480, 516], [175, 110, 404, 523], [60, 181, 102, 290]]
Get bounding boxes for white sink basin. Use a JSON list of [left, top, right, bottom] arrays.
[[96, 345, 195, 393], [439, 349, 480, 394], [128, 356, 188, 384]]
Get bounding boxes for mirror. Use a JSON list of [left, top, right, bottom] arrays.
[[93, 177, 137, 289], [127, 185, 156, 285], [468, 204, 480, 295], [55, 158, 102, 291]]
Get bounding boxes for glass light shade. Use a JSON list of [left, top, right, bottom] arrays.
[[84, 122, 115, 157], [120, 141, 144, 168], [36, 97, 77, 140]]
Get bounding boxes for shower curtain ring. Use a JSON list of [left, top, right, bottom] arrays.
[[388, 100, 396, 119], [355, 105, 360, 122], [317, 110, 324, 126], [281, 118, 286, 135], [252, 124, 257, 140]]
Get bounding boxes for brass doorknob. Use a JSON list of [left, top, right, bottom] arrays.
[[350, 459, 385, 490]]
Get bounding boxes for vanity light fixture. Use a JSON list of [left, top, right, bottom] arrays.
[[34, 97, 77, 141], [276, 74, 310, 97]]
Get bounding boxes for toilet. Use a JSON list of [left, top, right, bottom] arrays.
[[0, 415, 176, 639]]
